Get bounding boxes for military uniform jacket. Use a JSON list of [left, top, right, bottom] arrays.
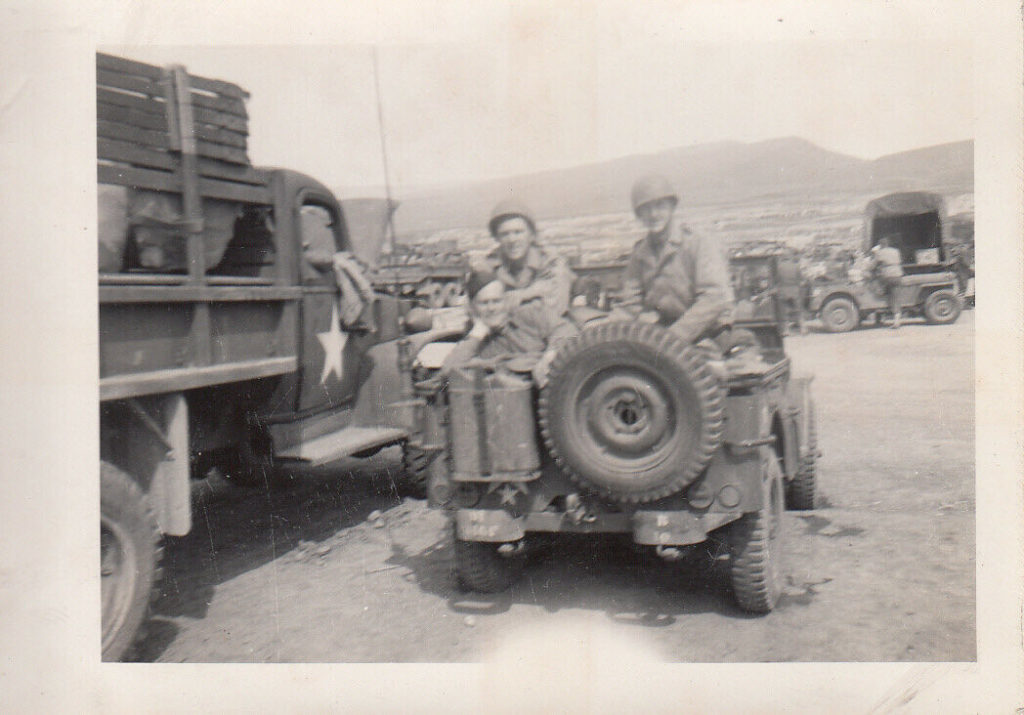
[[441, 301, 578, 373], [481, 244, 575, 317], [620, 218, 733, 344]]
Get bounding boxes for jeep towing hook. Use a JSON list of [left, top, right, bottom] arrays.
[[655, 544, 693, 562], [497, 540, 526, 557]]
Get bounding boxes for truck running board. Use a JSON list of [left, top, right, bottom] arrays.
[[276, 426, 408, 467]]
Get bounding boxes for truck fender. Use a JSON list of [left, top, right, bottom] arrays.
[[100, 393, 191, 536]]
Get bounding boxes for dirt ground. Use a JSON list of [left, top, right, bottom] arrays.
[[134, 311, 975, 663]]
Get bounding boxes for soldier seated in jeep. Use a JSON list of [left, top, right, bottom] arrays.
[[439, 267, 578, 386]]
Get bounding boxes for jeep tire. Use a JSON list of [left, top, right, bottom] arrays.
[[729, 450, 785, 613], [820, 296, 859, 333], [923, 289, 962, 325], [539, 321, 725, 503], [454, 538, 525, 593], [786, 398, 818, 510], [101, 461, 162, 661]]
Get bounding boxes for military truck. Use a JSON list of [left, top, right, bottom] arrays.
[[417, 250, 819, 613], [97, 54, 449, 660], [806, 192, 963, 332]]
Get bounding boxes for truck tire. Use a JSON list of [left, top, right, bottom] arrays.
[[923, 289, 962, 325], [538, 321, 725, 503], [786, 398, 818, 510], [820, 296, 859, 333], [101, 461, 162, 661], [454, 538, 525, 593], [729, 451, 785, 613], [400, 443, 430, 499]]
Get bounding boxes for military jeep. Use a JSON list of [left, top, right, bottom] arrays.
[[417, 267, 819, 614], [807, 192, 963, 332]]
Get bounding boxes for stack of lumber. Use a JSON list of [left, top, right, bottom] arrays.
[[97, 53, 270, 203]]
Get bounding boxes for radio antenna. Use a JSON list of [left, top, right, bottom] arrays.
[[372, 46, 397, 256]]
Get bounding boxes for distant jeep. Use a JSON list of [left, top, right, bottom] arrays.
[[417, 263, 819, 614], [807, 192, 962, 332]]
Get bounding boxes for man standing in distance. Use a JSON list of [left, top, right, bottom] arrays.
[[620, 174, 734, 346], [478, 200, 574, 317]]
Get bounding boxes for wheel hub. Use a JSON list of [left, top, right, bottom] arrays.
[[582, 373, 671, 455]]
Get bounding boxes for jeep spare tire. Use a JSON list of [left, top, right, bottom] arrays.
[[539, 321, 725, 503]]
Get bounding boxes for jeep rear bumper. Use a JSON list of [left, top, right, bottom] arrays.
[[455, 508, 740, 545]]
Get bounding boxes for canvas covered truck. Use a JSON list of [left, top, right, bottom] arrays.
[[97, 54, 451, 660], [415, 251, 819, 613], [807, 192, 963, 332]]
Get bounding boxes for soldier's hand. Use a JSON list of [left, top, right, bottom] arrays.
[[532, 349, 557, 387], [468, 320, 491, 340]]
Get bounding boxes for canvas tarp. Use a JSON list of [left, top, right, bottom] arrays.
[[862, 192, 950, 254]]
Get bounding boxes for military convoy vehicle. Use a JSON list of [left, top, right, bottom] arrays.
[[806, 192, 963, 332], [417, 250, 819, 613], [97, 54, 450, 660]]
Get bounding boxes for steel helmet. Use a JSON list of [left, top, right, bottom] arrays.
[[631, 174, 678, 215], [488, 199, 536, 237]]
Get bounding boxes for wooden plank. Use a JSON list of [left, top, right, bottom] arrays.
[[100, 356, 297, 401], [192, 122, 247, 149], [98, 138, 264, 184], [187, 90, 248, 119], [98, 101, 169, 132], [187, 73, 249, 100], [98, 137, 175, 170], [97, 52, 162, 80], [97, 87, 166, 116], [98, 118, 170, 149], [97, 67, 165, 97], [97, 64, 249, 106], [189, 105, 248, 133], [99, 284, 301, 303], [195, 140, 248, 165], [98, 121, 248, 164], [98, 164, 272, 204], [98, 90, 249, 131]]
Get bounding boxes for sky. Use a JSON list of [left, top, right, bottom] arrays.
[[102, 3, 974, 197]]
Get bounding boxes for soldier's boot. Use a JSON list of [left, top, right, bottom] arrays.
[[891, 311, 901, 329]]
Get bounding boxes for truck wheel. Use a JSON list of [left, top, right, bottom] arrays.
[[454, 538, 525, 593], [729, 451, 785, 614], [786, 398, 818, 510], [538, 321, 724, 503], [923, 289, 962, 325], [400, 443, 430, 499], [101, 461, 162, 661], [820, 297, 859, 333]]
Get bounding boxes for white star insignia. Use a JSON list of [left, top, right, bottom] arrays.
[[317, 303, 348, 385], [486, 482, 527, 506]]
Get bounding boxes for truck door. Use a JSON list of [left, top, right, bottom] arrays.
[[296, 198, 362, 413]]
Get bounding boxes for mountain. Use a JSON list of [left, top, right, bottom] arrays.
[[379, 138, 973, 235]]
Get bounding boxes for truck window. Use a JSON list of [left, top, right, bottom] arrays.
[[299, 203, 341, 283], [209, 205, 277, 278]]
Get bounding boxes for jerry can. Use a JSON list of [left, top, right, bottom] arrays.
[[448, 366, 539, 480]]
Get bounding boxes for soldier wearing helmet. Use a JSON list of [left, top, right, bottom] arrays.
[[476, 199, 574, 316], [620, 174, 734, 345]]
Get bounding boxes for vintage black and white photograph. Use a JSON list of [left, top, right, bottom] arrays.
[[3, 0, 1022, 711]]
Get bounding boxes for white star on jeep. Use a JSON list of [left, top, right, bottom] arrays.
[[317, 303, 348, 385]]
